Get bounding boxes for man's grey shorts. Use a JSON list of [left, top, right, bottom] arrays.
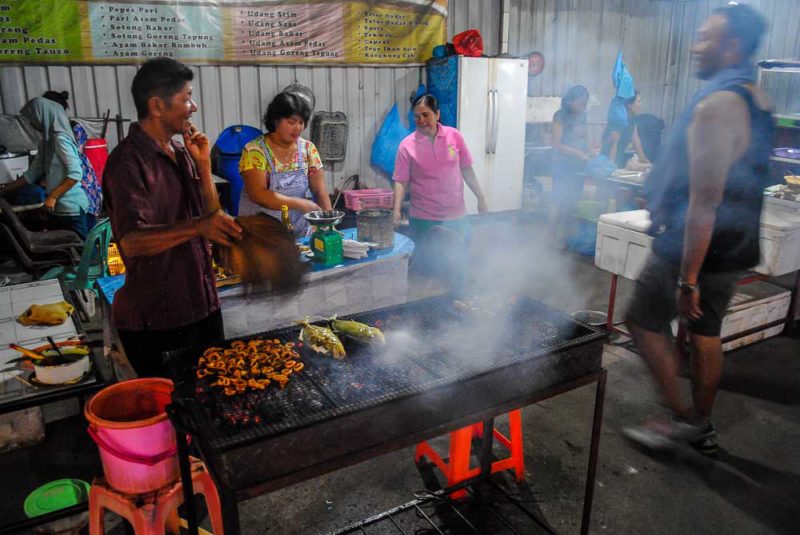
[[626, 253, 741, 337]]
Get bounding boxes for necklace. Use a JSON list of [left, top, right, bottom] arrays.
[[266, 135, 295, 164]]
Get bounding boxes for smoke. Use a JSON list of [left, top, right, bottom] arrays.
[[375, 215, 598, 380]]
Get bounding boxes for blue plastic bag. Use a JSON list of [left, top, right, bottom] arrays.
[[371, 103, 411, 177], [585, 155, 616, 180], [612, 52, 635, 100], [568, 220, 598, 257]]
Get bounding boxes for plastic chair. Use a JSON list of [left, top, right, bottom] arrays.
[[39, 218, 112, 318], [0, 197, 83, 258], [0, 223, 74, 278], [415, 409, 525, 499], [89, 457, 224, 535]]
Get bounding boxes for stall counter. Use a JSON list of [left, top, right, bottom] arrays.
[[97, 230, 414, 340]]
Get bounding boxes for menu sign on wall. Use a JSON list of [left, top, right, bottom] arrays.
[[0, 0, 447, 64]]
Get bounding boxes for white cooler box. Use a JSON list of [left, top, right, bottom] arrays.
[[596, 206, 800, 279], [755, 205, 800, 276], [721, 280, 790, 351], [595, 210, 653, 279]]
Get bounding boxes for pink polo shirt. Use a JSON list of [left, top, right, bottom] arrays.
[[393, 124, 474, 221]]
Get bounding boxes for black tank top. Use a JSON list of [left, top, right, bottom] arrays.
[[651, 85, 774, 272]]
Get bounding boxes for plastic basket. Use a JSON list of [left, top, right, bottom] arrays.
[[343, 189, 394, 211], [108, 242, 126, 276]]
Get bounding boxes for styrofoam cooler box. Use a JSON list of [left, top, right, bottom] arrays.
[[755, 204, 800, 276], [721, 280, 790, 351], [596, 206, 800, 279], [595, 210, 653, 279]]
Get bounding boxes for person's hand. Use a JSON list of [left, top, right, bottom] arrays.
[[580, 152, 592, 161], [393, 210, 403, 226], [44, 196, 57, 211], [183, 122, 211, 164], [297, 199, 322, 213], [197, 210, 243, 247], [477, 197, 488, 214], [677, 289, 702, 321]]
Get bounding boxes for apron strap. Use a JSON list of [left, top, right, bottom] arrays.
[[258, 135, 276, 171]]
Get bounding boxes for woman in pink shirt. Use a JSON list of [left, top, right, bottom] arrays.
[[392, 94, 487, 292]]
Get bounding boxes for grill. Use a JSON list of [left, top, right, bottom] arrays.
[[166, 295, 605, 497]]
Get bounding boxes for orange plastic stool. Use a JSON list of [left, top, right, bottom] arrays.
[[415, 409, 525, 498], [89, 457, 224, 535]]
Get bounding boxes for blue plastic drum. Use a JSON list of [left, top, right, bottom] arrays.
[[212, 125, 262, 216]]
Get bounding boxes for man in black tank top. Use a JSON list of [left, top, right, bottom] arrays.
[[623, 4, 772, 454]]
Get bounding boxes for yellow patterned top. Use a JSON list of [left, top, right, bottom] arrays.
[[239, 135, 323, 175]]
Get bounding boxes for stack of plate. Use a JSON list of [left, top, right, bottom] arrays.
[[342, 239, 375, 259]]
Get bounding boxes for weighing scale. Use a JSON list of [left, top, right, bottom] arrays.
[[305, 210, 345, 266]]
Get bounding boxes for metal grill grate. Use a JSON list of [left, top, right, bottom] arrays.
[[167, 296, 602, 452]]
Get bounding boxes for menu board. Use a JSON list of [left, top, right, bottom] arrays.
[[0, 0, 447, 64]]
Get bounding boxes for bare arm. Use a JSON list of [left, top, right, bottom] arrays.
[[462, 165, 487, 213], [680, 91, 749, 311], [120, 210, 242, 257], [607, 131, 621, 164], [631, 126, 649, 164], [121, 217, 203, 257], [45, 178, 79, 209], [182, 128, 221, 213], [241, 169, 320, 213], [195, 159, 219, 214], [308, 168, 332, 211], [392, 181, 406, 224], [0, 176, 30, 197], [552, 120, 589, 160]]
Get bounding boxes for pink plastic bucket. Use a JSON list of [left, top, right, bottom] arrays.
[[84, 378, 179, 494]]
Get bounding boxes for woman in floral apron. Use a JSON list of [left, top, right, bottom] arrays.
[[238, 92, 331, 237]]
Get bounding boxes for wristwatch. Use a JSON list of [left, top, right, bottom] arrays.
[[677, 277, 699, 295]]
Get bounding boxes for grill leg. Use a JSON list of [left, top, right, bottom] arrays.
[[175, 429, 199, 535], [221, 488, 242, 535], [479, 417, 495, 479], [581, 369, 607, 535], [606, 274, 618, 332]]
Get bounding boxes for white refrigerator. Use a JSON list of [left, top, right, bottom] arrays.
[[429, 57, 528, 215]]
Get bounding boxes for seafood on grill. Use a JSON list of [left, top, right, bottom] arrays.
[[329, 316, 385, 345], [297, 318, 346, 359], [196, 338, 303, 396]]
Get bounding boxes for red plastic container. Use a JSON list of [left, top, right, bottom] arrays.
[[84, 378, 179, 494], [343, 189, 394, 211], [84, 139, 108, 185]]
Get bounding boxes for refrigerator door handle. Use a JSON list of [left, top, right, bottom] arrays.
[[490, 89, 500, 155], [485, 89, 495, 154]]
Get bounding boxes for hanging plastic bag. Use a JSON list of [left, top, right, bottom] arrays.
[[453, 29, 483, 57], [371, 103, 410, 177], [585, 155, 617, 180]]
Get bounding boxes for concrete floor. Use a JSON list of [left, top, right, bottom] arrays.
[[227, 216, 800, 534]]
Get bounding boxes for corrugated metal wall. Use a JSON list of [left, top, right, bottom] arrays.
[[0, 0, 500, 190], [510, 0, 800, 127], [2, 0, 796, 188]]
